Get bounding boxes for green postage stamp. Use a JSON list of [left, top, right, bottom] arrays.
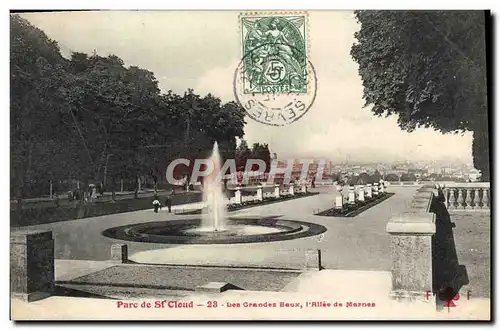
[[234, 12, 316, 126], [240, 14, 308, 94]]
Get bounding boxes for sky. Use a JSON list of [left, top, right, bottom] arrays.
[[20, 11, 474, 164]]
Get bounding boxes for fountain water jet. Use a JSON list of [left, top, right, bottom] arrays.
[[201, 141, 227, 232]]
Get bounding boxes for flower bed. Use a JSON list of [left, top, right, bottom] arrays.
[[175, 191, 319, 215], [315, 192, 395, 217]]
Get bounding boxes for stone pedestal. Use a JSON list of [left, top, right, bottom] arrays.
[[289, 184, 295, 196], [304, 249, 322, 270], [111, 244, 128, 263], [348, 186, 356, 204], [358, 186, 365, 202], [11, 230, 55, 302], [386, 213, 435, 302], [335, 195, 343, 209], [373, 183, 379, 196], [365, 184, 373, 198], [274, 185, 280, 198], [256, 187, 263, 201], [301, 185, 307, 193], [234, 188, 242, 204]]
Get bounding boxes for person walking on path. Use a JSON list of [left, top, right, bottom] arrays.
[[153, 195, 161, 213], [165, 194, 173, 213], [91, 186, 97, 201]]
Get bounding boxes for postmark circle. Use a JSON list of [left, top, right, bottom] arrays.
[[233, 43, 317, 127]]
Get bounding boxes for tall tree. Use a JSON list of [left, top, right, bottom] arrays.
[[251, 143, 271, 172], [351, 11, 489, 181], [235, 139, 252, 171], [11, 14, 69, 198]]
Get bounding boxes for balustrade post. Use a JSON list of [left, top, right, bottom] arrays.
[[456, 189, 465, 209], [373, 183, 379, 196], [482, 189, 489, 209], [448, 189, 456, 209], [464, 188, 473, 210], [289, 184, 295, 196], [473, 189, 481, 210]]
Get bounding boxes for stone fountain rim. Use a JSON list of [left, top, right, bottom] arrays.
[[101, 217, 327, 245]]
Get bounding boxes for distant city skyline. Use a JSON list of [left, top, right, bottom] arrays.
[[21, 11, 474, 165]]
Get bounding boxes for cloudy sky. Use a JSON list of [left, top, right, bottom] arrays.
[[21, 11, 473, 164]]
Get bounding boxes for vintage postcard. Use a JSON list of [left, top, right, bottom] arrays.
[[10, 10, 491, 321]]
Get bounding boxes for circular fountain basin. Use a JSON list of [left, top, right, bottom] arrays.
[[184, 225, 282, 236], [102, 217, 327, 244]]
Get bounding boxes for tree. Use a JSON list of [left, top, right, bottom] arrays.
[[348, 175, 360, 186], [331, 172, 340, 182], [235, 139, 252, 171], [251, 143, 271, 172], [384, 173, 400, 181], [357, 172, 372, 184], [11, 14, 69, 198], [400, 173, 417, 182], [351, 11, 489, 181], [371, 170, 382, 183], [10, 15, 248, 198]]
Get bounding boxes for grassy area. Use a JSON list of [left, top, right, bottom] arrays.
[[11, 191, 202, 228]]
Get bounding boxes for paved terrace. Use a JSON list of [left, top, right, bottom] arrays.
[[18, 186, 416, 270], [15, 185, 490, 297], [11, 185, 491, 320]]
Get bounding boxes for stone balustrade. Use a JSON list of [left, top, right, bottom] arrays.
[[442, 182, 490, 212]]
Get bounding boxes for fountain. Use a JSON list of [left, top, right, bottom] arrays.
[[200, 141, 226, 232], [102, 141, 327, 244]]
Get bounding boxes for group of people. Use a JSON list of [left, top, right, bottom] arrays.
[[153, 193, 174, 213], [67, 183, 105, 204]]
